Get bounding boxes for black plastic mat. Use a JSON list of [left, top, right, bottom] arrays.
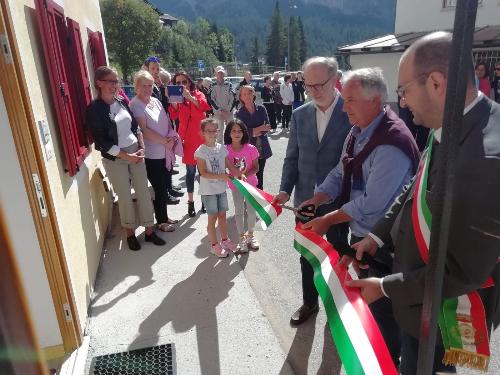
[[92, 343, 175, 375]]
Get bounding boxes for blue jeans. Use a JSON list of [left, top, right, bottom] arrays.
[[201, 192, 229, 215], [186, 164, 197, 193]]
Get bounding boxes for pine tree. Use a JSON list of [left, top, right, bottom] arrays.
[[265, 2, 283, 69], [250, 37, 260, 73], [289, 17, 301, 70], [297, 16, 307, 65]]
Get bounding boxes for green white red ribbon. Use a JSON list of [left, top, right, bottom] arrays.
[[294, 225, 398, 375], [230, 178, 282, 230], [412, 130, 490, 371]]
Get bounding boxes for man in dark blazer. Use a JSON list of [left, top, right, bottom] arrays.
[[347, 31, 500, 374], [273, 56, 351, 326]]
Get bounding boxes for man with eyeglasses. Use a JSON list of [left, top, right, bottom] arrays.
[[273, 56, 351, 326], [346, 31, 500, 374]]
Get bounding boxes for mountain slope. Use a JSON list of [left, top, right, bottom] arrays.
[[148, 0, 396, 60]]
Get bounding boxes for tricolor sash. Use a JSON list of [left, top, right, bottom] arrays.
[[294, 225, 398, 375], [412, 130, 490, 371]]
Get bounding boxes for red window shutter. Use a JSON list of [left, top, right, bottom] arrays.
[[35, 0, 86, 176], [88, 30, 107, 71], [66, 18, 93, 145]]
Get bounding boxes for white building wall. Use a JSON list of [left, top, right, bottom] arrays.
[[349, 52, 403, 103], [396, 0, 500, 34], [0, 89, 62, 348], [6, 0, 112, 341]]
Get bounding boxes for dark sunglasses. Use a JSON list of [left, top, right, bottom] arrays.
[[176, 80, 189, 85]]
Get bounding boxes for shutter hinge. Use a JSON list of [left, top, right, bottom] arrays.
[[32, 173, 48, 218], [62, 303, 73, 322], [0, 33, 13, 65], [59, 82, 66, 97]]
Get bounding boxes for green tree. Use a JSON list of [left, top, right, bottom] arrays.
[[297, 16, 307, 65], [288, 17, 301, 70], [265, 2, 283, 69], [100, 0, 161, 81], [250, 37, 260, 73]]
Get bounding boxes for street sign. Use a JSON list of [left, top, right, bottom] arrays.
[[197, 59, 205, 72]]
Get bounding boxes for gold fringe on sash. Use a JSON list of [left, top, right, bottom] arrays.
[[442, 349, 489, 372]]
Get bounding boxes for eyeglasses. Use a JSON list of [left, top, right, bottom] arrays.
[[99, 79, 119, 85], [304, 76, 333, 91], [396, 72, 430, 99], [495, 68, 500, 71], [176, 80, 189, 85]]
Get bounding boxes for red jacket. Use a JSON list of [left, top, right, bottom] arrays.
[[168, 90, 210, 165]]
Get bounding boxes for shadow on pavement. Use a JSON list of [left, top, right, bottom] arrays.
[[128, 240, 242, 375], [90, 212, 198, 317]]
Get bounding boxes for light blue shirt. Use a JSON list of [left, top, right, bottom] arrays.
[[316, 111, 414, 237]]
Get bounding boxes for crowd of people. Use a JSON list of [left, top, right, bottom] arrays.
[[86, 30, 500, 373]]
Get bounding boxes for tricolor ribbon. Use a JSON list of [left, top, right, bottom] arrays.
[[294, 224, 398, 375], [230, 178, 282, 230]]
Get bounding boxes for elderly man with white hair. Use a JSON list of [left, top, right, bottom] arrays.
[[300, 67, 420, 366], [210, 65, 235, 142]]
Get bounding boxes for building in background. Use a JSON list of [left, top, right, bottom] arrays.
[[338, 0, 500, 105]]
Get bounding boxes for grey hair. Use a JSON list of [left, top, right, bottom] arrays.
[[302, 56, 338, 78], [342, 67, 388, 103], [159, 69, 171, 85]]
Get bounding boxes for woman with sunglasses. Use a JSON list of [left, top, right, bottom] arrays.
[[86, 66, 165, 251], [168, 70, 211, 217]]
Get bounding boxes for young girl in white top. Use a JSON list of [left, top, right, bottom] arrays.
[[194, 118, 242, 257], [224, 120, 260, 252]]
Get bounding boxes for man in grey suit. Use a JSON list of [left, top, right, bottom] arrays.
[[273, 56, 351, 325], [347, 32, 500, 374]]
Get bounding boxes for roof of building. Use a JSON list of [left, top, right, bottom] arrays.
[[160, 13, 179, 22], [338, 25, 500, 54]]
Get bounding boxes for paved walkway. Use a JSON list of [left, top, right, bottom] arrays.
[[84, 168, 294, 375]]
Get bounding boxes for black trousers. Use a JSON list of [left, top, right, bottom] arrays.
[[145, 158, 170, 224], [274, 102, 282, 123], [264, 103, 277, 129], [400, 332, 455, 375], [256, 158, 266, 190], [282, 105, 292, 128]]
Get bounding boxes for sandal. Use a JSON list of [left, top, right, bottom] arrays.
[[166, 218, 180, 224], [156, 223, 175, 232]]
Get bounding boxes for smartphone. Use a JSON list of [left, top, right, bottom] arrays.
[[167, 85, 184, 103]]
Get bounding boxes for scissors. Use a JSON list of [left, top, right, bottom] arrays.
[[280, 203, 316, 222], [282, 203, 391, 273]]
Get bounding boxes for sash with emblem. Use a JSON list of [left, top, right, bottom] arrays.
[[412, 130, 491, 371]]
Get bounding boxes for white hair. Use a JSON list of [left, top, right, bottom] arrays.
[[302, 56, 339, 78], [342, 67, 388, 103]]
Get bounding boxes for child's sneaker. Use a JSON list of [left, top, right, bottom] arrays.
[[221, 238, 238, 253], [246, 236, 260, 250], [210, 243, 228, 258], [238, 236, 248, 253]]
